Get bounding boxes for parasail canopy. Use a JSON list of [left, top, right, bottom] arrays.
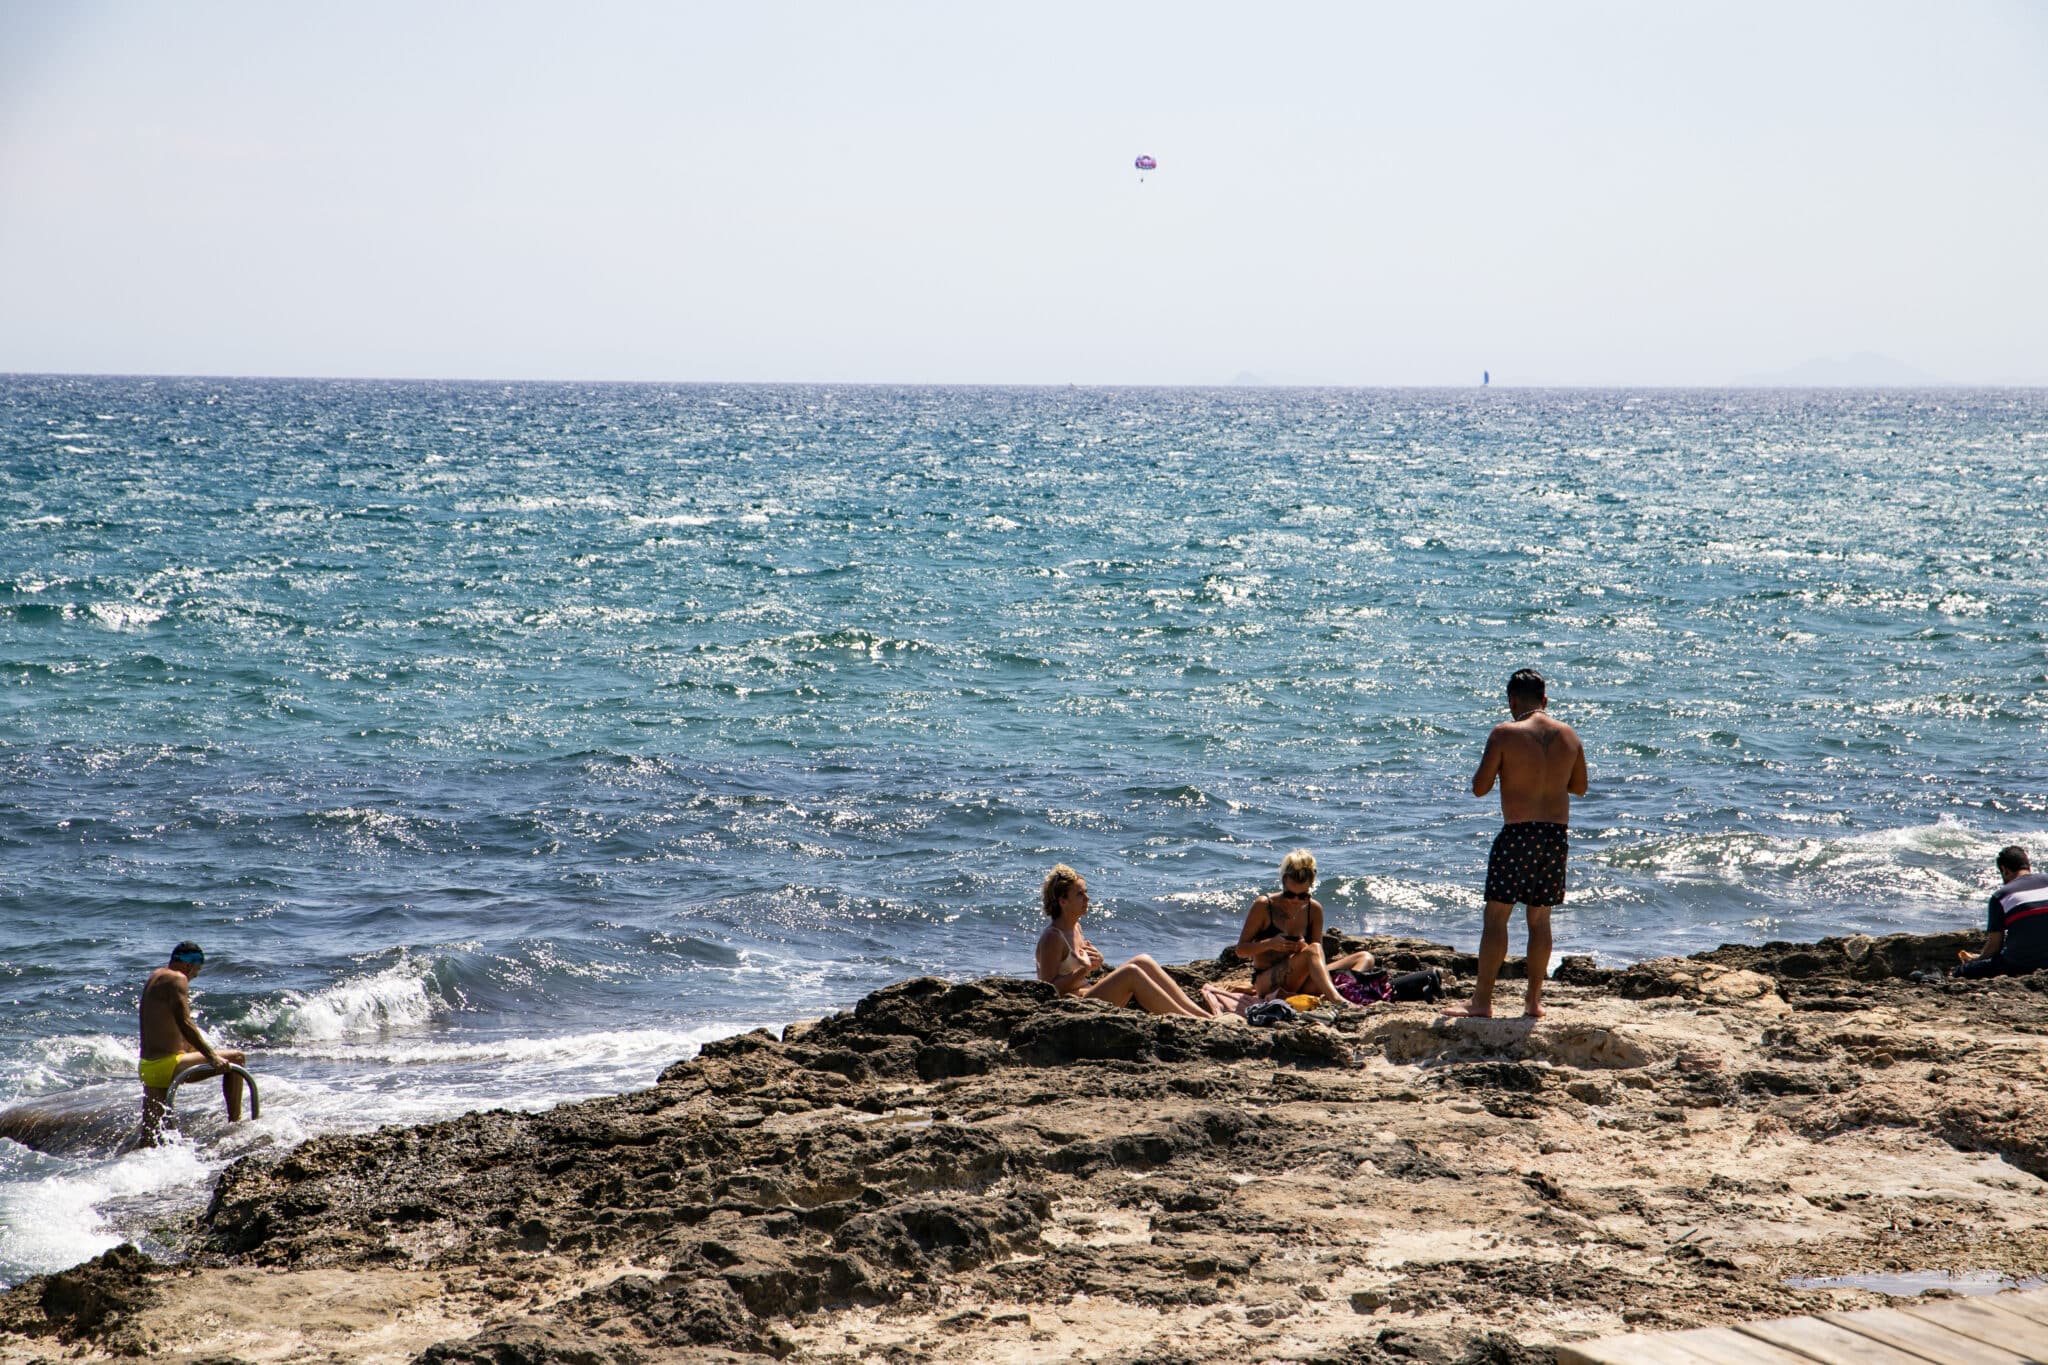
[[1134, 155, 1157, 171]]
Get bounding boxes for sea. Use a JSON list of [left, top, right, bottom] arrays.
[[1, 377, 2044, 1284]]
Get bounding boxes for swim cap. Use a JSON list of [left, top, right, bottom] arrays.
[[170, 941, 204, 965]]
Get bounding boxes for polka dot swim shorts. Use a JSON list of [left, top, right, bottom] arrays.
[[1484, 821, 1568, 907]]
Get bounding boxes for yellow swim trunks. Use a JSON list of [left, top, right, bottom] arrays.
[[137, 1055, 185, 1089]]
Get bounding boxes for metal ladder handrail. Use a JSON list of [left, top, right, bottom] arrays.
[[162, 1061, 261, 1120]]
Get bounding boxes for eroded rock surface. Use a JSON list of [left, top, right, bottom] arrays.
[[4, 932, 2046, 1365]]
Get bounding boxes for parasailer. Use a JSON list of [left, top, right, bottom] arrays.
[[1134, 154, 1156, 182]]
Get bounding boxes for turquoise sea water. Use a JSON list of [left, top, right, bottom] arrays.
[[2, 377, 2044, 1281]]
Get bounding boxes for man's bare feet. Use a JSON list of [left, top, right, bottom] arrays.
[[1440, 1002, 1493, 1019], [1522, 1001, 1545, 1019]]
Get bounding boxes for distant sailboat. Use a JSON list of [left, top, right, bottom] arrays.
[[1483, 371, 1490, 386]]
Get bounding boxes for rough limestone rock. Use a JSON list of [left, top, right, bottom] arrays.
[[3, 932, 2044, 1365], [0, 1243, 159, 1345]]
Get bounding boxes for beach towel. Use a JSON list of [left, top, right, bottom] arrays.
[[1331, 968, 1392, 1006]]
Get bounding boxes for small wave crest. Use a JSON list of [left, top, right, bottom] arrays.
[[626, 511, 717, 528], [1121, 783, 1215, 808], [784, 628, 930, 656], [86, 602, 163, 632], [1595, 819, 2018, 905], [240, 1023, 765, 1140], [2, 1035, 134, 1103], [236, 956, 453, 1044], [305, 805, 436, 849], [277, 1021, 746, 1070]]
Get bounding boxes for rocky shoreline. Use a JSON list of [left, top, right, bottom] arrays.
[[5, 930, 2047, 1364]]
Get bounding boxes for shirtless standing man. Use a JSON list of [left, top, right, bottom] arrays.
[[138, 941, 246, 1145], [1445, 669, 1587, 1020]]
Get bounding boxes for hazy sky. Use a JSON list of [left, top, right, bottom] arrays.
[[2, 2, 2044, 384]]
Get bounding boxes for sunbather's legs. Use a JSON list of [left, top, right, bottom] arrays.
[[1083, 959, 1212, 1017], [1120, 954, 1216, 1015], [1279, 944, 1351, 1005]]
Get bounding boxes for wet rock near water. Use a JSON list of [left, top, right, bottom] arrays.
[[1694, 931, 1982, 985]]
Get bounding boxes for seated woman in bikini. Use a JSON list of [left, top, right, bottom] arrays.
[[1233, 849, 1372, 1006], [1036, 864, 1222, 1018]]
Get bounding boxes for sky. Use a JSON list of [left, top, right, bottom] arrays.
[[1, 2, 2044, 385]]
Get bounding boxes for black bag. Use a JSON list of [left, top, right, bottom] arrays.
[[1389, 968, 1444, 1003]]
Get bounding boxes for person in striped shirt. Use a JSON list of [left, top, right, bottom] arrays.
[[1958, 845, 2048, 979]]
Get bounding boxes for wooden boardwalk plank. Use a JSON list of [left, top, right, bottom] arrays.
[[1557, 1335, 1736, 1365], [1737, 1312, 1950, 1364], [1907, 1296, 2048, 1358], [1662, 1325, 1852, 1363], [1564, 1289, 2048, 1365], [1825, 1307, 2036, 1365]]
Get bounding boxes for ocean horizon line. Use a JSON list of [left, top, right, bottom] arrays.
[[3, 369, 2043, 391]]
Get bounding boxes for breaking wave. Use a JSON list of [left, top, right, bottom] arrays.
[[235, 956, 454, 1044]]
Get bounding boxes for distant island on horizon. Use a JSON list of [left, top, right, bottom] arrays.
[[1731, 351, 1948, 387]]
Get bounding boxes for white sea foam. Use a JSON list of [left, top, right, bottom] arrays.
[[519, 604, 656, 628], [228, 1022, 765, 1140], [238, 957, 449, 1043], [4, 1035, 133, 1102], [0, 1140, 210, 1280], [1841, 817, 2004, 856], [463, 494, 629, 514], [628, 512, 717, 528], [0, 1021, 756, 1283], [278, 1022, 746, 1071], [1595, 819, 2020, 905]]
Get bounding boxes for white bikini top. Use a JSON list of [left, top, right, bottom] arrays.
[[1047, 927, 1090, 979]]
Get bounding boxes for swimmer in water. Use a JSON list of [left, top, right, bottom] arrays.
[[138, 941, 246, 1146]]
